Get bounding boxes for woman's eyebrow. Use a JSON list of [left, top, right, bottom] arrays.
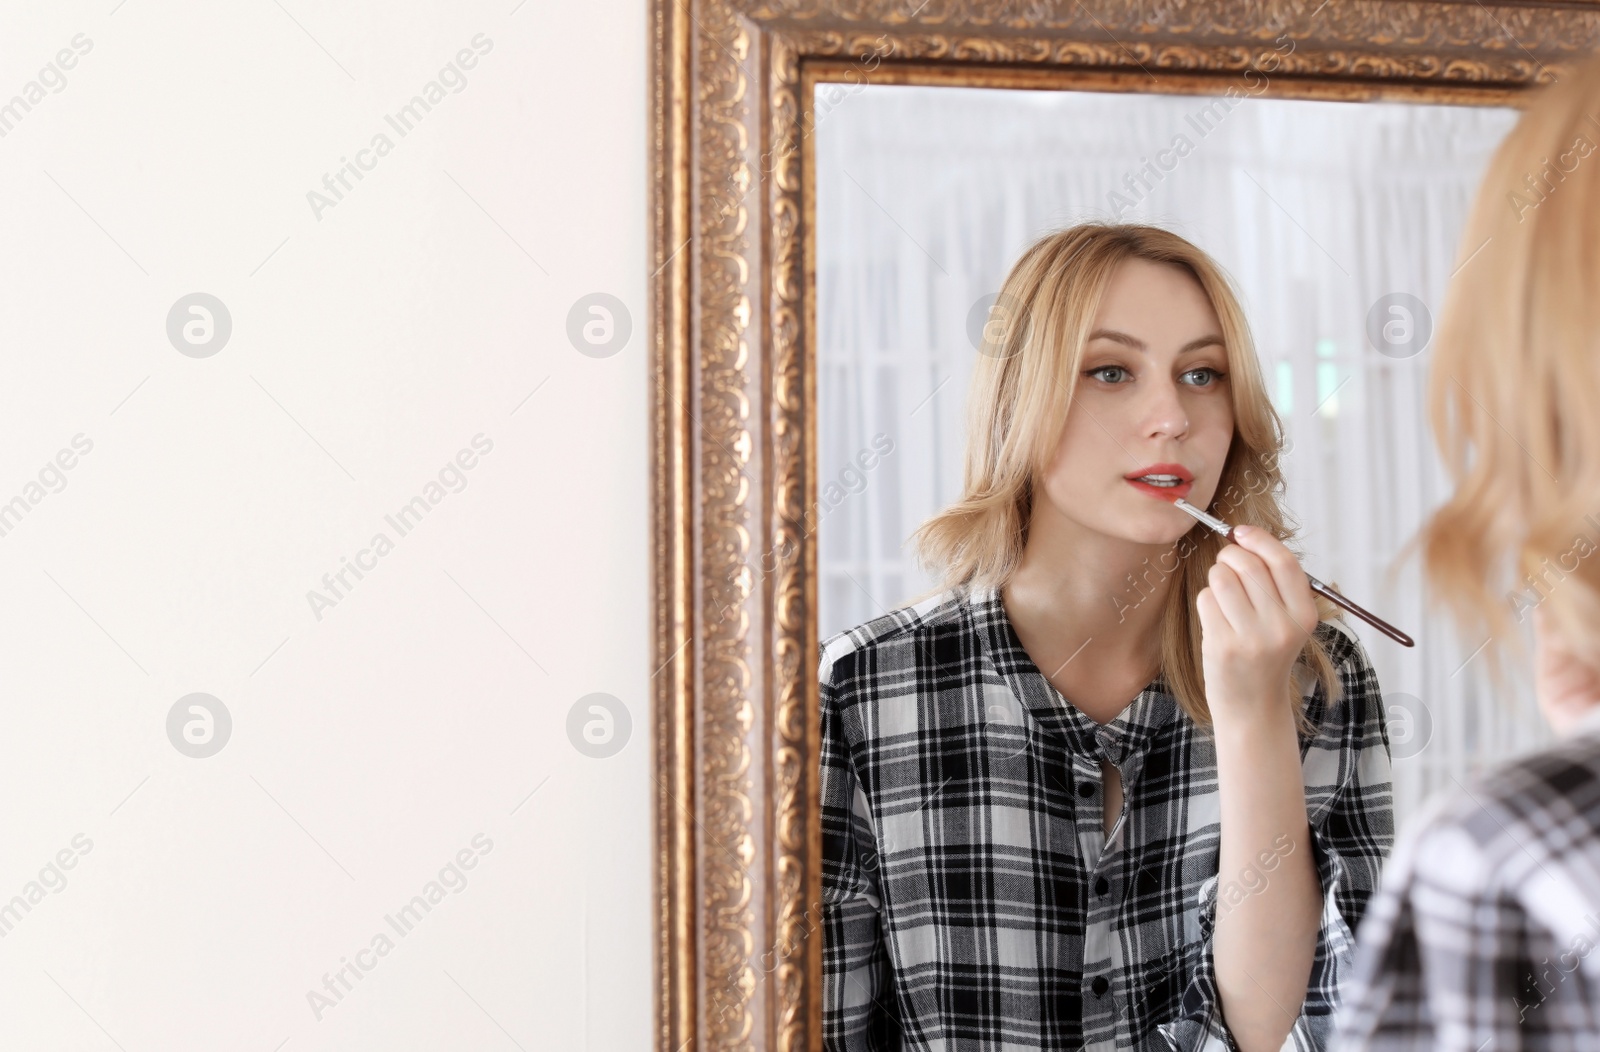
[[1086, 329, 1225, 354]]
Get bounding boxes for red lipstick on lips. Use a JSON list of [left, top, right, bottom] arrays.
[[1124, 462, 1194, 501]]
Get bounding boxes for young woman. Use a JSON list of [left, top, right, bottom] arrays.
[[820, 224, 1395, 1052], [1333, 57, 1600, 1050]]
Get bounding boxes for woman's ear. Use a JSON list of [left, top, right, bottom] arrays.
[[1532, 604, 1600, 733]]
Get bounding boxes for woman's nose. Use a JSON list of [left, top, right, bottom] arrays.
[[1141, 378, 1190, 439]]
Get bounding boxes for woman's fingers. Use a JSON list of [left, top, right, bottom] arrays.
[[1200, 530, 1322, 718], [1214, 546, 1275, 622], [1197, 585, 1219, 626], [1206, 560, 1257, 630], [1241, 527, 1319, 630], [1227, 528, 1319, 637]]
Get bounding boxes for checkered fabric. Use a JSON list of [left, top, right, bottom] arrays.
[[1333, 711, 1600, 1051], [820, 583, 1395, 1051]]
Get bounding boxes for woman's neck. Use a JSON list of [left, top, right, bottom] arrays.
[[1001, 502, 1176, 715]]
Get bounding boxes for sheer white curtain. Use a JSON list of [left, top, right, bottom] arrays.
[[814, 83, 1541, 833]]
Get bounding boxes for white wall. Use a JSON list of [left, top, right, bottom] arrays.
[[0, 2, 649, 1049]]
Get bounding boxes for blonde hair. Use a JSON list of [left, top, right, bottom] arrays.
[[909, 222, 1345, 729], [1405, 56, 1600, 693]]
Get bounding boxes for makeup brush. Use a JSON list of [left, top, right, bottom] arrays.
[[1171, 497, 1415, 648]]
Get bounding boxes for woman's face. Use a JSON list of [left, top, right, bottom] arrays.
[[1036, 257, 1236, 546]]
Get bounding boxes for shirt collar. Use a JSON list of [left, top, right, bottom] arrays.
[[965, 581, 1178, 761]]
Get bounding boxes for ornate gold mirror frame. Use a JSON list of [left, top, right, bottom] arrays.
[[649, 2, 1595, 1048]]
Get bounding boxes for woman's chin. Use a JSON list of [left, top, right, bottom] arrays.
[[1112, 495, 1197, 542], [1051, 492, 1197, 547], [1110, 516, 1193, 548]]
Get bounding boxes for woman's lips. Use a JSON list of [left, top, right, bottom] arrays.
[[1126, 477, 1193, 501]]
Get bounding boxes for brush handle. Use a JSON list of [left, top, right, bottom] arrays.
[[1306, 574, 1415, 648], [1186, 500, 1416, 647]]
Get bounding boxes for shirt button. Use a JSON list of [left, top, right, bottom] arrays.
[[1092, 975, 1109, 996], [1095, 877, 1109, 896], [1077, 781, 1095, 798]]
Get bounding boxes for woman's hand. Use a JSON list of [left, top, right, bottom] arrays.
[[1196, 525, 1321, 727], [1201, 527, 1323, 1051]]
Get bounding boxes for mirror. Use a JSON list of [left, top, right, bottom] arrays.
[[649, 3, 1590, 1046], [813, 81, 1535, 1046]]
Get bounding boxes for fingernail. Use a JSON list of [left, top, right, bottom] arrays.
[[1234, 524, 1251, 538]]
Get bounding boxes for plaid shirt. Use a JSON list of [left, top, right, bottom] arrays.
[[1333, 711, 1600, 1051], [821, 583, 1395, 1052]]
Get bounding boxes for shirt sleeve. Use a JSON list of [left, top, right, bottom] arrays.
[[820, 652, 900, 1051], [1333, 812, 1600, 1050], [1159, 622, 1397, 1052]]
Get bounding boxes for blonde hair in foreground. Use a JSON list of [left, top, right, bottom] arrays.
[[1406, 54, 1600, 695], [908, 223, 1345, 730]]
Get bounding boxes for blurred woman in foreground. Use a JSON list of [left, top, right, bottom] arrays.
[[1335, 54, 1600, 1049]]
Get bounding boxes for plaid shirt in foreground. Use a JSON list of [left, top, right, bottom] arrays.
[[821, 583, 1395, 1052], [1333, 714, 1600, 1051]]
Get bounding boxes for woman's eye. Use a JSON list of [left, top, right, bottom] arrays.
[[1181, 367, 1225, 386], [1087, 365, 1129, 384]]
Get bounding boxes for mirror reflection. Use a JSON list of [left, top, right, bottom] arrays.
[[813, 82, 1528, 1050]]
